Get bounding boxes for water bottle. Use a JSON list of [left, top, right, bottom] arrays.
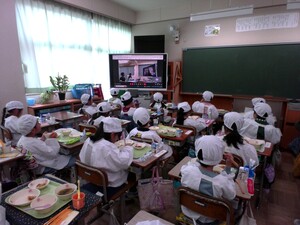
[[151, 142, 157, 154], [80, 129, 87, 142], [225, 157, 231, 174], [247, 166, 255, 195]]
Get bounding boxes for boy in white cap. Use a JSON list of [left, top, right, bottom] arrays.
[[78, 93, 98, 117], [1, 101, 24, 146], [176, 102, 206, 134], [80, 117, 134, 191], [91, 102, 112, 126], [149, 92, 171, 124], [120, 91, 138, 132], [223, 112, 258, 167], [201, 91, 219, 120], [180, 135, 236, 224], [240, 102, 282, 144], [108, 88, 123, 109], [17, 114, 75, 175]]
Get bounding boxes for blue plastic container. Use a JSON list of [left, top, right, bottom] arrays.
[[71, 84, 94, 99], [26, 98, 36, 106]]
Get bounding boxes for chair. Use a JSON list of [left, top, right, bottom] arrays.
[[78, 123, 97, 134], [0, 125, 13, 143], [130, 136, 153, 144], [75, 160, 136, 225], [178, 187, 235, 225], [221, 153, 244, 169]]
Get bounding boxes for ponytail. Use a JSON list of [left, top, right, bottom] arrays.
[[176, 108, 185, 125], [223, 124, 243, 149], [1, 107, 7, 126], [90, 122, 105, 142]]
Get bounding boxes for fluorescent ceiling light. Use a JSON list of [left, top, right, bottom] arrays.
[[287, 1, 300, 10], [190, 5, 253, 21]]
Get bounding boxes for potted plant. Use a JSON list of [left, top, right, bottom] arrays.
[[49, 74, 69, 100], [40, 90, 56, 104]]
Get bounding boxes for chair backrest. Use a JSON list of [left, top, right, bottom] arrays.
[[130, 136, 153, 144], [0, 125, 13, 142], [221, 153, 244, 169], [178, 187, 234, 225], [75, 160, 109, 202], [78, 123, 97, 134], [190, 112, 203, 118]]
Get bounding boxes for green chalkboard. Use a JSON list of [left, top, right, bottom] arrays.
[[182, 44, 300, 99]]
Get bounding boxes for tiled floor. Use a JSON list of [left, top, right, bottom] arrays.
[[86, 151, 300, 225]]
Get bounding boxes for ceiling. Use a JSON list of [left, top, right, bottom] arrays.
[[110, 0, 192, 12]]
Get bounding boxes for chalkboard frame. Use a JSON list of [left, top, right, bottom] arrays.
[[182, 43, 300, 99]]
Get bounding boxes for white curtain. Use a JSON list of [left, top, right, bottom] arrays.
[[15, 0, 131, 99]]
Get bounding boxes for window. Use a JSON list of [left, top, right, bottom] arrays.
[[16, 0, 131, 98]]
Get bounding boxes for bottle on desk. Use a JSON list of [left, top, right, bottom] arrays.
[[80, 129, 87, 142]]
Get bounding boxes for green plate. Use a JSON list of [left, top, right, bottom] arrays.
[[5, 180, 72, 219], [133, 144, 151, 159]]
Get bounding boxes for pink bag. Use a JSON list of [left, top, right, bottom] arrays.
[[137, 166, 175, 212]]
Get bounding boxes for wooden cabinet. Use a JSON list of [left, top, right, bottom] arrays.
[[281, 103, 300, 149], [28, 97, 103, 116]]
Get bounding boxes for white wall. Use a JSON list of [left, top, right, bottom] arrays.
[[0, 0, 27, 116]]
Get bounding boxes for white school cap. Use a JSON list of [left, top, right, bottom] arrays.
[[80, 94, 90, 105], [192, 101, 205, 114], [18, 114, 38, 135], [153, 92, 163, 103], [133, 107, 150, 126], [178, 102, 191, 113], [110, 88, 119, 96], [102, 117, 122, 133], [251, 97, 266, 106], [202, 91, 214, 102], [195, 135, 225, 166], [97, 102, 112, 113], [224, 112, 244, 131], [254, 102, 272, 118], [6, 101, 24, 111]]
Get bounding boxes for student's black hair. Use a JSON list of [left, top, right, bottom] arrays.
[[176, 108, 185, 125], [90, 121, 122, 143], [1, 107, 7, 126], [149, 101, 167, 109], [223, 123, 243, 149], [197, 149, 209, 168]]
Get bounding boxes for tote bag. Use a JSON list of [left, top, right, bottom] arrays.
[[137, 166, 175, 212], [239, 202, 257, 225]]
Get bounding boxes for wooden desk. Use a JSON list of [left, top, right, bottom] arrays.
[[50, 111, 84, 129], [0, 175, 101, 225], [159, 127, 194, 147], [131, 150, 167, 169], [168, 156, 252, 200], [127, 210, 174, 225]]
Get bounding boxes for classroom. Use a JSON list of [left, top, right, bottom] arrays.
[[1, 0, 300, 224]]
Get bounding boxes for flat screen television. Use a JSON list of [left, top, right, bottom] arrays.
[[109, 53, 168, 91]]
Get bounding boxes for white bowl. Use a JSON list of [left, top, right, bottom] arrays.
[[61, 129, 72, 137], [55, 183, 77, 201], [9, 188, 40, 207], [30, 194, 57, 214], [28, 178, 50, 190]]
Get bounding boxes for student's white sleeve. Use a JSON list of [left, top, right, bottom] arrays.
[[264, 125, 282, 144], [109, 145, 134, 169]]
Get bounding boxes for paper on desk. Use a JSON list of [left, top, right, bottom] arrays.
[[59, 210, 79, 225], [136, 220, 166, 225]]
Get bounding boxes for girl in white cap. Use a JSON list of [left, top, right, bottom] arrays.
[[108, 88, 123, 109], [240, 102, 282, 144], [78, 93, 98, 117], [79, 117, 134, 191], [176, 102, 206, 134], [1, 101, 24, 146], [180, 135, 236, 224], [201, 90, 219, 120], [149, 92, 171, 124], [91, 102, 112, 126], [223, 112, 259, 167], [17, 114, 75, 175], [120, 91, 138, 132]]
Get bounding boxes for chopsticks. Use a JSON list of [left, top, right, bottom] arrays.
[[43, 206, 71, 225]]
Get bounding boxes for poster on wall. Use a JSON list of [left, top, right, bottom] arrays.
[[204, 24, 220, 36]]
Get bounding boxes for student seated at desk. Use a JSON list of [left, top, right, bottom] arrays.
[[79, 117, 134, 192], [243, 97, 276, 126], [192, 101, 205, 116], [1, 101, 24, 146], [78, 93, 98, 117], [120, 91, 137, 132], [149, 92, 171, 124], [90, 102, 112, 126], [240, 102, 282, 144], [180, 135, 236, 225], [17, 114, 75, 175], [201, 90, 219, 120], [127, 107, 173, 160], [108, 88, 123, 109], [176, 102, 206, 134], [223, 112, 259, 167]]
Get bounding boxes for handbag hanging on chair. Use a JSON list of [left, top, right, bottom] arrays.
[[238, 201, 257, 225]]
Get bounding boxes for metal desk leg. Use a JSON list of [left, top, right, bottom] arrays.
[[256, 155, 267, 209]]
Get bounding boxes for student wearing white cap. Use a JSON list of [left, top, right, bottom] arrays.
[[17, 114, 75, 175], [149, 92, 171, 124], [120, 91, 138, 132], [1, 101, 24, 146], [79, 117, 134, 190], [240, 102, 282, 144], [176, 102, 206, 134], [243, 97, 276, 126], [223, 112, 259, 167], [201, 90, 219, 120], [108, 88, 123, 108], [78, 93, 98, 116], [180, 135, 236, 224], [91, 102, 112, 126]]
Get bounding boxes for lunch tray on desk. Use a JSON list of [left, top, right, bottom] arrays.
[[5, 180, 72, 219], [133, 144, 151, 159]]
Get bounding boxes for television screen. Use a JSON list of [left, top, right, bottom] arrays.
[[109, 53, 168, 91]]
